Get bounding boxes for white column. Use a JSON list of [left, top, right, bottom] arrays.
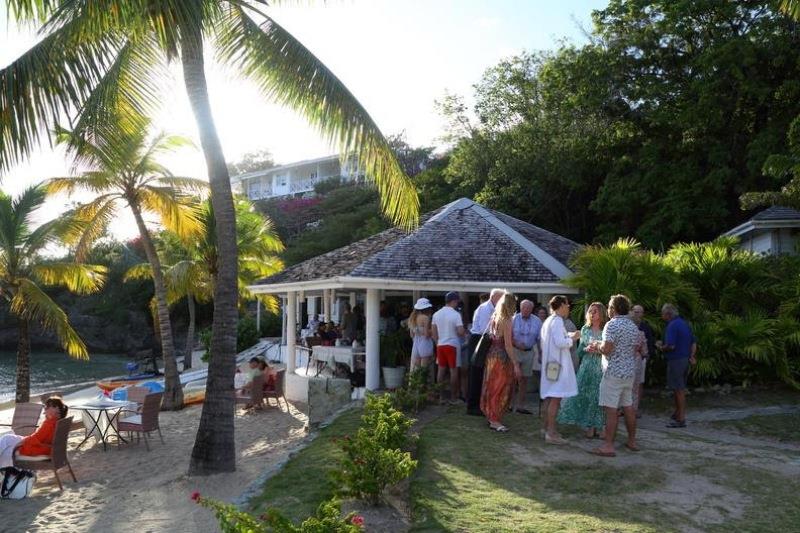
[[322, 290, 330, 322], [256, 298, 261, 334], [365, 288, 380, 390], [327, 289, 334, 322], [349, 292, 357, 308], [412, 290, 421, 302], [280, 296, 287, 346], [308, 296, 318, 323], [286, 291, 297, 373]]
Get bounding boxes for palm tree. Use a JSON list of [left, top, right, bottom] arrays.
[[1, 1, 419, 474], [0, 186, 107, 403], [48, 124, 206, 410], [125, 197, 284, 370], [782, 1, 800, 19]]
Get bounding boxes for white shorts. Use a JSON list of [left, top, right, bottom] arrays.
[[599, 375, 635, 408]]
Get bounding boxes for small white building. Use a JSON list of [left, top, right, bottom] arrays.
[[721, 206, 800, 255], [230, 154, 361, 201]]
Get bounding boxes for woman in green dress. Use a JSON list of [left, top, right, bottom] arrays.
[[557, 302, 607, 438]]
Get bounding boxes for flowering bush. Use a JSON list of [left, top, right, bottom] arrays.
[[193, 493, 363, 533], [331, 394, 418, 504]]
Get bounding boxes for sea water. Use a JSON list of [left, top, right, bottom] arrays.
[[0, 350, 131, 403]]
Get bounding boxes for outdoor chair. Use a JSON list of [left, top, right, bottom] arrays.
[[126, 386, 149, 410], [0, 402, 42, 436], [13, 416, 77, 491], [235, 374, 265, 411], [116, 392, 164, 451], [264, 370, 287, 410]]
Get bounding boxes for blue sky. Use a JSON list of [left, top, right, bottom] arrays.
[[0, 0, 608, 237]]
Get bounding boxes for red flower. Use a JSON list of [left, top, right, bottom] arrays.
[[351, 515, 364, 527], [190, 491, 201, 502]]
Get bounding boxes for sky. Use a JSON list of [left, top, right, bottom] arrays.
[[0, 0, 607, 239]]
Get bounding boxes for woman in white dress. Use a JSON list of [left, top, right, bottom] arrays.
[[540, 295, 580, 444]]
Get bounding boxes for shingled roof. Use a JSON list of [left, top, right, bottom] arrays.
[[254, 198, 580, 291], [722, 205, 800, 239]]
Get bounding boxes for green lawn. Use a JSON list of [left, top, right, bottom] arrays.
[[247, 407, 362, 521], [250, 400, 800, 532], [710, 412, 800, 443]]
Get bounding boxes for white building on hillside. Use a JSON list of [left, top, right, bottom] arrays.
[[230, 154, 361, 201], [721, 206, 800, 255]]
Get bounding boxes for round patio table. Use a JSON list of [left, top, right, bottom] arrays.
[[70, 399, 137, 452]]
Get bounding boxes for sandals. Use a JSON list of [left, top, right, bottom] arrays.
[[625, 443, 640, 452], [591, 448, 616, 457], [489, 423, 509, 432]]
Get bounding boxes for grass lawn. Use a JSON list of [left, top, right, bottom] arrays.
[[710, 412, 800, 442], [250, 396, 800, 532], [247, 407, 362, 521]]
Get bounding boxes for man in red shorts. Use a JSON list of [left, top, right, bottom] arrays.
[[432, 291, 466, 403]]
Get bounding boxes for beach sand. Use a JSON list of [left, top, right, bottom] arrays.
[[1, 400, 308, 533], [0, 347, 309, 533]]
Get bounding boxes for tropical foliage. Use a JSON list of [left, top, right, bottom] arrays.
[[0, 186, 106, 402], [48, 122, 206, 410], [566, 238, 800, 388]]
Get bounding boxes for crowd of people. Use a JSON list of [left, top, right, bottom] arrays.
[[407, 289, 696, 455]]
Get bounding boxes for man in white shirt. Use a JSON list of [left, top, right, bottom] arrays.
[[432, 291, 466, 402], [466, 288, 504, 415]]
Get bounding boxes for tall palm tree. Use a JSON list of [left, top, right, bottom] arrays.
[[1, 1, 419, 474], [0, 186, 107, 403], [125, 197, 284, 369], [48, 124, 206, 410]]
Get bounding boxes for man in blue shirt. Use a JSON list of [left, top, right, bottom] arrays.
[[656, 303, 696, 428], [511, 299, 542, 414]]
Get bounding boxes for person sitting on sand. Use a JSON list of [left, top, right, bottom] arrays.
[[0, 397, 69, 468]]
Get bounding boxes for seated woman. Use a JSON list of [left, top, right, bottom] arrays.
[[258, 359, 278, 392], [0, 397, 68, 468], [236, 357, 262, 396]]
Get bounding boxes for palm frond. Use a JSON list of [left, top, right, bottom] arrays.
[[137, 187, 202, 239], [0, 16, 123, 172], [11, 279, 88, 359], [123, 262, 153, 282], [60, 196, 119, 261], [780, 0, 800, 20], [45, 173, 113, 196], [31, 262, 107, 294], [214, 7, 419, 228]]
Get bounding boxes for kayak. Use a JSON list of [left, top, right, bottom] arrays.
[[183, 380, 207, 406], [96, 373, 159, 392]]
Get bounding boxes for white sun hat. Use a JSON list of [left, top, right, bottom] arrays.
[[413, 297, 433, 310]]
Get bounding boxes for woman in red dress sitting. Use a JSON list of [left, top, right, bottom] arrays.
[[0, 397, 68, 467]]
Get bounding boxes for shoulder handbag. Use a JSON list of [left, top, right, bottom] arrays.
[[544, 319, 562, 382], [1, 467, 36, 499], [470, 320, 493, 367]]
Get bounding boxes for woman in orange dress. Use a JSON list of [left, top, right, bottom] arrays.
[[1, 397, 68, 467], [480, 292, 522, 432]]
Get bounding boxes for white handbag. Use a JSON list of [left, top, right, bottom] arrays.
[[1, 467, 36, 499]]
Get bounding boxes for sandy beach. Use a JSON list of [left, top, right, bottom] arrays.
[[0, 348, 308, 533]]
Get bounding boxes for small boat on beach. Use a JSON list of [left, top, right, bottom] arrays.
[[96, 373, 160, 392]]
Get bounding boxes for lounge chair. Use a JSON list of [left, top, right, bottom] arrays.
[[235, 374, 265, 411], [0, 402, 43, 436], [264, 370, 287, 410], [14, 416, 77, 491], [116, 392, 164, 451]]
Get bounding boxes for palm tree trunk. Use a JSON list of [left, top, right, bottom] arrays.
[[129, 202, 184, 410], [184, 294, 196, 371], [181, 29, 239, 475], [15, 318, 31, 403]]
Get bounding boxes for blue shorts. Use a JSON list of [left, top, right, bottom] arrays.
[[667, 358, 689, 391]]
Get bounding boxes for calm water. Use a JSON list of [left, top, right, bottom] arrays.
[[0, 350, 132, 403]]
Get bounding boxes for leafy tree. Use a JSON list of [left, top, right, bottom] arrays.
[[1, 1, 418, 475], [0, 186, 107, 402], [48, 123, 206, 410], [127, 196, 284, 370], [227, 149, 275, 176]]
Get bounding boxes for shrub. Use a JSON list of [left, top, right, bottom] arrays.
[[393, 366, 440, 413], [331, 394, 418, 504], [194, 494, 363, 532]]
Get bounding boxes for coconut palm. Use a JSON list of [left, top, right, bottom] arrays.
[[125, 197, 284, 370], [2, 0, 419, 474], [0, 186, 107, 402], [782, 1, 800, 19], [48, 124, 206, 410]]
